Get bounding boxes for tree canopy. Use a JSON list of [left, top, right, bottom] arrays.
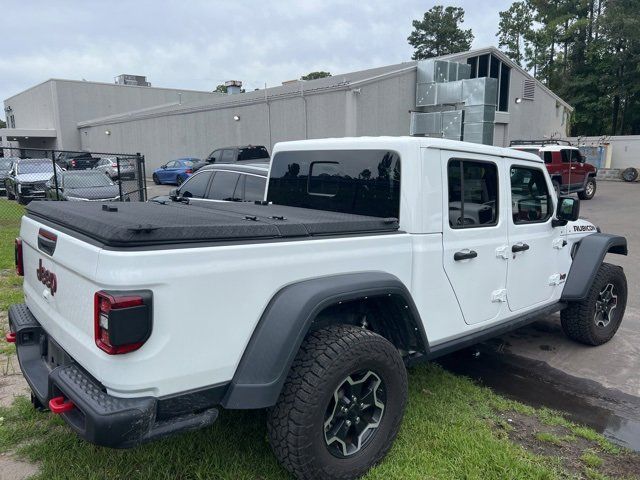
[[408, 6, 474, 59], [497, 0, 640, 135], [301, 71, 332, 81]]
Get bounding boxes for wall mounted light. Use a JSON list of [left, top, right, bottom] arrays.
[[105, 130, 111, 135], [515, 97, 523, 104], [233, 115, 240, 121]]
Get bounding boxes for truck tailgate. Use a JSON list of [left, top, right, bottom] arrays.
[[20, 215, 102, 366]]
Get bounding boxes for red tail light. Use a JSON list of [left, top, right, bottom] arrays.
[[94, 290, 152, 355], [184, 169, 193, 174], [15, 238, 24, 276]]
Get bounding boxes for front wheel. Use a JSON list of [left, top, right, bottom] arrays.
[[152, 174, 160, 185], [561, 263, 627, 345], [578, 178, 596, 200], [267, 325, 407, 480]]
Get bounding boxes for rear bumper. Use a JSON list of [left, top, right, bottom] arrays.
[[8, 303, 218, 448]]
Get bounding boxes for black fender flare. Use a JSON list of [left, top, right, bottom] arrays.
[[221, 271, 425, 409], [561, 233, 627, 301]]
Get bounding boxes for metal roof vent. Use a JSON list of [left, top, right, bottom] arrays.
[[225, 80, 243, 95], [522, 79, 536, 101]]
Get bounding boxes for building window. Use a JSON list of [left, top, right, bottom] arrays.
[[467, 53, 511, 113], [9, 115, 15, 128]]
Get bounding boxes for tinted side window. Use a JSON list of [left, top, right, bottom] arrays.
[[243, 175, 266, 202], [510, 166, 552, 224], [208, 150, 222, 163], [267, 150, 401, 218], [220, 150, 235, 163], [544, 152, 552, 164], [179, 171, 212, 198], [238, 146, 269, 161], [448, 160, 499, 228], [560, 150, 571, 163], [207, 171, 241, 200]]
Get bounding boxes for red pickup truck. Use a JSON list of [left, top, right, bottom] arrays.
[[510, 140, 597, 200]]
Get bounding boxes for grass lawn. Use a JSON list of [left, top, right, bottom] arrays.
[[0, 200, 637, 479]]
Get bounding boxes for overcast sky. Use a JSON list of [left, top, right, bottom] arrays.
[[1, 0, 511, 118]]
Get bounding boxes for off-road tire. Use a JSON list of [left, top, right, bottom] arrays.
[[267, 325, 407, 480], [152, 174, 160, 185], [578, 178, 597, 200], [561, 263, 627, 345]]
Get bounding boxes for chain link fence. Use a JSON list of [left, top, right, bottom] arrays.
[[1, 147, 147, 220]]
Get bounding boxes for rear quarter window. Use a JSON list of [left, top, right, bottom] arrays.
[[267, 150, 400, 218]]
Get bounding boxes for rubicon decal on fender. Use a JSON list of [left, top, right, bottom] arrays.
[[36, 259, 57, 296]]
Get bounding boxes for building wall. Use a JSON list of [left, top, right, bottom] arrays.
[[355, 71, 417, 136], [54, 80, 215, 150], [3, 81, 57, 131], [80, 72, 419, 172], [567, 135, 640, 169], [502, 67, 569, 145]]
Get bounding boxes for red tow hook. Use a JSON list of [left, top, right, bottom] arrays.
[[49, 396, 75, 414], [5, 332, 16, 343]]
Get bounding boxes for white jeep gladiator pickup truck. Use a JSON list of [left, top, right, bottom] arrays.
[[8, 137, 628, 479]]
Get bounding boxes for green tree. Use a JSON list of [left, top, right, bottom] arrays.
[[497, 1, 534, 66], [408, 6, 474, 59], [301, 71, 331, 81], [0, 119, 5, 128], [214, 84, 227, 93]]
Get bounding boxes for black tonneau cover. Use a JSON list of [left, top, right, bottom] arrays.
[[26, 201, 399, 248]]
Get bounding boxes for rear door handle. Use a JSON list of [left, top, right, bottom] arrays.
[[512, 243, 530, 253], [454, 250, 478, 261]]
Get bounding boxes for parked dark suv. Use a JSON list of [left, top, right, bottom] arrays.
[[56, 151, 99, 170], [192, 145, 270, 172]]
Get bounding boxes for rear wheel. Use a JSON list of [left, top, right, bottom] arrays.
[[267, 325, 407, 480], [578, 178, 596, 200], [152, 173, 160, 185], [561, 263, 627, 345]]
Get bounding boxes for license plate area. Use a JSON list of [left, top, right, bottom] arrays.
[[45, 337, 72, 370]]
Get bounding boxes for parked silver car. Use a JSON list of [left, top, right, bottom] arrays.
[[93, 156, 136, 180]]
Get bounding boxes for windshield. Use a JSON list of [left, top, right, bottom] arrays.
[[64, 174, 115, 189], [17, 161, 54, 174]]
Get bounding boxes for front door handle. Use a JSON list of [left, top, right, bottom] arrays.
[[512, 243, 530, 253], [454, 250, 478, 261]]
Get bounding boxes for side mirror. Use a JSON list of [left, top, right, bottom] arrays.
[[552, 196, 580, 227], [161, 165, 167, 169], [169, 188, 179, 200]]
